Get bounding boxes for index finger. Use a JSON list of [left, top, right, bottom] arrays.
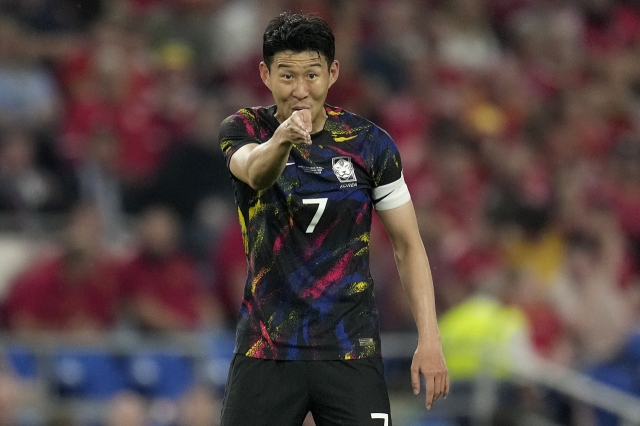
[[298, 108, 312, 132]]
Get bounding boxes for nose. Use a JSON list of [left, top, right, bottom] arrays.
[[292, 77, 309, 99]]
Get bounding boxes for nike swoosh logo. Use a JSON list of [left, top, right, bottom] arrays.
[[286, 162, 295, 166]]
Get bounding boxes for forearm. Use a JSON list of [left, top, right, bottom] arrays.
[[394, 242, 441, 344], [134, 298, 192, 331], [243, 135, 293, 189], [377, 202, 441, 343], [229, 109, 311, 190], [394, 237, 449, 407]]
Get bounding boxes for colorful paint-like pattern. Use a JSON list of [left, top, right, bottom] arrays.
[[219, 104, 404, 360]]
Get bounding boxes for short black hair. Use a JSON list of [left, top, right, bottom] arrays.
[[263, 12, 335, 70]]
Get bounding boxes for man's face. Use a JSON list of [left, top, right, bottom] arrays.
[[260, 50, 339, 133]]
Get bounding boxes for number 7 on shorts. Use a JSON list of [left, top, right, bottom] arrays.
[[371, 413, 389, 425]]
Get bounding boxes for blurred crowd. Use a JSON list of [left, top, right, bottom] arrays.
[[0, 0, 639, 424]]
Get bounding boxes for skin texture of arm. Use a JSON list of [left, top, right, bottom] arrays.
[[377, 200, 450, 409], [229, 109, 312, 189]]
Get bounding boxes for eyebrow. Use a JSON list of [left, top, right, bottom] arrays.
[[277, 62, 323, 69]]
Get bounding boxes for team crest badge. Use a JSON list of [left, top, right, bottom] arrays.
[[332, 157, 357, 183]]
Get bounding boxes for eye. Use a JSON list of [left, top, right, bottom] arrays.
[[281, 74, 293, 80], [308, 73, 318, 79]]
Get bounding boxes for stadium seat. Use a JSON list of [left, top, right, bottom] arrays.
[[585, 362, 639, 426], [52, 348, 128, 399], [622, 332, 640, 364], [201, 331, 236, 392], [5, 345, 38, 379], [128, 350, 195, 400]]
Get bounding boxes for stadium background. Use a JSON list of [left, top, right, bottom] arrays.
[[0, 0, 639, 425]]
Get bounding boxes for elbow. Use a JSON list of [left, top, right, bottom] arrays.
[[248, 182, 270, 191], [246, 174, 275, 191], [246, 172, 275, 190], [392, 239, 425, 264], [392, 243, 410, 264], [393, 251, 408, 267], [246, 162, 284, 190]]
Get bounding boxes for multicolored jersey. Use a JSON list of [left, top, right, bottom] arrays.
[[219, 104, 410, 360]]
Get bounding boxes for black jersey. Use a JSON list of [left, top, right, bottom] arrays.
[[219, 104, 410, 360]]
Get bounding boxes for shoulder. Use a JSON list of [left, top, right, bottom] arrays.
[[219, 106, 275, 141], [221, 106, 274, 127], [325, 104, 373, 127], [11, 254, 62, 290], [222, 107, 260, 123], [324, 104, 393, 142]]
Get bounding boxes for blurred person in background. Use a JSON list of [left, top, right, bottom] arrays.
[[438, 265, 533, 425], [602, 138, 640, 273], [154, 40, 199, 144], [0, 131, 67, 222], [1, 203, 121, 340], [152, 93, 235, 259], [118, 205, 224, 333], [218, 12, 448, 425], [547, 203, 640, 426], [0, 356, 34, 426], [0, 17, 60, 132], [551, 206, 636, 367], [176, 385, 221, 426], [208, 219, 248, 329], [432, 0, 502, 73], [75, 124, 127, 244], [104, 391, 149, 426], [56, 16, 168, 214], [321, 2, 372, 117], [0, 0, 103, 33]]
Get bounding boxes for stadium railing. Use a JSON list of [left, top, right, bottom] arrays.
[[2, 331, 640, 425]]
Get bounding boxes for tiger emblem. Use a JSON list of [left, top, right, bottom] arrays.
[[332, 157, 357, 183]]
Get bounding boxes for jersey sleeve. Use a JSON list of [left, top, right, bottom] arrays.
[[370, 128, 411, 211], [218, 108, 262, 168]]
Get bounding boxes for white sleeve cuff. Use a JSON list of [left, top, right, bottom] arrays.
[[372, 173, 411, 211]]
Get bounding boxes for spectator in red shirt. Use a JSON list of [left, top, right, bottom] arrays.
[[119, 205, 222, 333], [209, 218, 247, 327], [604, 138, 640, 271], [56, 18, 169, 216], [1, 204, 121, 338]]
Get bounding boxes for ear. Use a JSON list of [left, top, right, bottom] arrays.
[[259, 61, 271, 90], [327, 60, 340, 90]]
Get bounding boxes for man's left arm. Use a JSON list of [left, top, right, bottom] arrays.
[[377, 200, 449, 410]]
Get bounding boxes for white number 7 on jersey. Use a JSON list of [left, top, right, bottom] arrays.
[[371, 413, 389, 425], [302, 198, 328, 233]]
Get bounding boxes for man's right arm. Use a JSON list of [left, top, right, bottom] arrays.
[[229, 109, 312, 190]]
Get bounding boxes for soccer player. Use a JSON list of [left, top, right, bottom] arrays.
[[218, 12, 449, 426]]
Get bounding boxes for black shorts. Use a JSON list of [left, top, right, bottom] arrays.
[[220, 354, 392, 426]]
